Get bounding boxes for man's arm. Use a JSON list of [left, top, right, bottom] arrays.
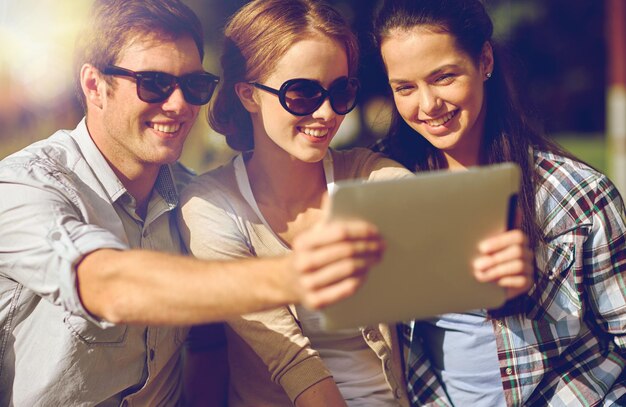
[[77, 219, 382, 325]]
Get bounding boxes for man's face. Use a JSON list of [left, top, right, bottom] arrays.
[[97, 35, 203, 173]]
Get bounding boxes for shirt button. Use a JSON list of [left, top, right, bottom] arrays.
[[365, 330, 379, 341], [506, 367, 513, 375], [394, 388, 402, 399], [149, 349, 155, 361]]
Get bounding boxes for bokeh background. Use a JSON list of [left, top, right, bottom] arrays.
[[0, 0, 618, 184]]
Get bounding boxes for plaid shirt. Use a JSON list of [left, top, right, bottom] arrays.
[[403, 150, 626, 406]]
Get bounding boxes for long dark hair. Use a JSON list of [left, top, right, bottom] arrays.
[[373, 0, 578, 249]]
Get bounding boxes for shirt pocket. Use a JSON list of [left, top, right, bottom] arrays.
[[527, 240, 581, 323], [64, 312, 128, 345]]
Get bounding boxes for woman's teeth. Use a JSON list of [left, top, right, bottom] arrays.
[[301, 128, 329, 138], [425, 111, 456, 127]]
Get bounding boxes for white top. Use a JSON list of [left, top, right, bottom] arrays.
[[179, 147, 412, 406], [235, 152, 397, 406]]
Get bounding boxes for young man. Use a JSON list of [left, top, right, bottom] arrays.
[[0, 1, 383, 405]]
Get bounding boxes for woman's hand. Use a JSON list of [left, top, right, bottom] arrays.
[[473, 229, 534, 300]]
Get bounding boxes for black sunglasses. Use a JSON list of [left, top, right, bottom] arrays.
[[102, 65, 220, 106], [249, 77, 360, 116]]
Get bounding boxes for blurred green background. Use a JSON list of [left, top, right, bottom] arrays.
[[0, 0, 608, 173]]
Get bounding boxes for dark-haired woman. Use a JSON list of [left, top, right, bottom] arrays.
[[373, 0, 626, 405]]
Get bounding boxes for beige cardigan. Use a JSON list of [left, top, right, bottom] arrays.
[[179, 148, 411, 406]]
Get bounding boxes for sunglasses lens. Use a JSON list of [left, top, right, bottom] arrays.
[[181, 73, 218, 105], [137, 72, 218, 105], [329, 77, 359, 115], [137, 72, 176, 103], [283, 80, 324, 115], [279, 78, 359, 116]]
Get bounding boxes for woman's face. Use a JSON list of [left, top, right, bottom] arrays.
[[381, 26, 493, 169], [247, 34, 350, 164]]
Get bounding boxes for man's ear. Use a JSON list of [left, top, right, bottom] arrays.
[[234, 82, 260, 113], [80, 63, 106, 109], [480, 41, 494, 80]]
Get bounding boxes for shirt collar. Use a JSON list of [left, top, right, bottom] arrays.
[[71, 118, 179, 207], [154, 164, 179, 208]]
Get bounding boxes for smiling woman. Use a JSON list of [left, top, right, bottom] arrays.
[[371, 1, 626, 406], [381, 26, 493, 169], [177, 1, 415, 406]]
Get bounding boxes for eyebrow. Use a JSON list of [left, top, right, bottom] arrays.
[[388, 63, 461, 85]]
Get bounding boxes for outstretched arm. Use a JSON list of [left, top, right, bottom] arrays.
[[77, 219, 383, 325]]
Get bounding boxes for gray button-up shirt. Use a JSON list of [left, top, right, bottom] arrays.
[[0, 119, 192, 406]]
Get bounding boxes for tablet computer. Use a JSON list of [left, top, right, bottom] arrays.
[[320, 162, 520, 330]]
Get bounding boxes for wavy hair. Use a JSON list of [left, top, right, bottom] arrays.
[[209, 0, 359, 151], [74, 0, 204, 112]]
